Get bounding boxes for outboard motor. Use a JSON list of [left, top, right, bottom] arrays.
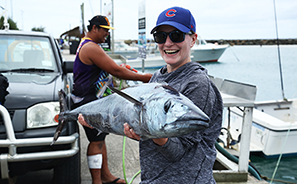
[[0, 74, 9, 105]]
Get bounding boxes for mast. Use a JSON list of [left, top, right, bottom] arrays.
[[273, 0, 286, 100]]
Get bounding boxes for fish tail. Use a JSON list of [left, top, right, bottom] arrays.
[[51, 119, 65, 146], [51, 89, 69, 145], [58, 89, 69, 112]]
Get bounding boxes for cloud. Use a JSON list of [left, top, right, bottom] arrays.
[[2, 0, 296, 40]]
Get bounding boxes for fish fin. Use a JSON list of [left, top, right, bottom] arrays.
[[159, 85, 180, 96], [96, 130, 103, 136], [51, 89, 69, 145], [51, 119, 65, 146], [108, 86, 142, 106]]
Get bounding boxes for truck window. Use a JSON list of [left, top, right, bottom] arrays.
[[0, 35, 57, 71]]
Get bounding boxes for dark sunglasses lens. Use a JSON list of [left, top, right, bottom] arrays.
[[170, 31, 185, 42], [154, 32, 166, 43]]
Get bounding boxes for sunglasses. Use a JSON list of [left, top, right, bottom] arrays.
[[153, 30, 193, 44]]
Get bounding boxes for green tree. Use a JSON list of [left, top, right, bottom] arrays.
[[31, 26, 45, 32], [0, 16, 19, 30]]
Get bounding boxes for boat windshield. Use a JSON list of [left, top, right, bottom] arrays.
[[0, 35, 58, 72], [197, 35, 207, 45]]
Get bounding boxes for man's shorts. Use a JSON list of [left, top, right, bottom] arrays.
[[70, 94, 109, 142], [83, 126, 108, 142]]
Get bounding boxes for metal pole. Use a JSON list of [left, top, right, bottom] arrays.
[[100, 0, 102, 14], [111, 0, 114, 54], [227, 107, 231, 148], [238, 107, 253, 172], [142, 59, 145, 73]]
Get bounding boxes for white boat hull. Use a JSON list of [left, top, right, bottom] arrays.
[[221, 99, 297, 157], [191, 44, 229, 62], [110, 37, 229, 66]]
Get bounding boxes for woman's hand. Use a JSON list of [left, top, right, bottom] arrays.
[[152, 138, 168, 146], [77, 114, 93, 129], [124, 123, 141, 141], [124, 123, 168, 145]]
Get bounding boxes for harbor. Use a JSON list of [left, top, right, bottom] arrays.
[[1, 0, 296, 183]]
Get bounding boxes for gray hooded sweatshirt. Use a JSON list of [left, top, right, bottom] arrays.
[[139, 62, 223, 184]]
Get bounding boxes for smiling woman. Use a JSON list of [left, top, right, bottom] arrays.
[[122, 6, 223, 184]]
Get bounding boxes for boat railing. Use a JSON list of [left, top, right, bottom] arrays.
[[108, 54, 128, 64], [210, 76, 257, 180]]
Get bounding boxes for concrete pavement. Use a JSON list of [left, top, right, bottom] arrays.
[[79, 125, 141, 184]]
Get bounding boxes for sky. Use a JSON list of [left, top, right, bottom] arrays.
[[1, 0, 297, 40]]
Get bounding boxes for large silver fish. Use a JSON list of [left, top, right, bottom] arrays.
[[52, 83, 209, 145]]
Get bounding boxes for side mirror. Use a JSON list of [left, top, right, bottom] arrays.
[[62, 61, 74, 73]]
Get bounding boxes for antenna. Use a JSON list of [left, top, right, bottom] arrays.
[[273, 0, 286, 101]]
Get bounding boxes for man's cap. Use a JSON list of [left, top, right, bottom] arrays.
[[150, 7, 196, 34], [89, 15, 115, 30]]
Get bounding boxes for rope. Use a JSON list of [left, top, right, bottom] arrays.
[[122, 136, 141, 184], [269, 122, 292, 184], [117, 66, 141, 183], [122, 136, 128, 183]]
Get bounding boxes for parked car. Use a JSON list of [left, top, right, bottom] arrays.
[[0, 30, 80, 184]]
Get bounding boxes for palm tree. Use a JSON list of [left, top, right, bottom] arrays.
[[31, 26, 45, 32]]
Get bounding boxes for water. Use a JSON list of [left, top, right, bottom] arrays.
[[144, 45, 297, 184], [201, 45, 297, 102], [250, 155, 297, 184]]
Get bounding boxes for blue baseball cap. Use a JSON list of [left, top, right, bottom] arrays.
[[150, 7, 196, 34]]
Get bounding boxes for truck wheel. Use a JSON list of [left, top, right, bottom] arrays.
[[53, 149, 81, 184]]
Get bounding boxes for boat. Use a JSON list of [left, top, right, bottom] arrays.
[[191, 36, 229, 63], [107, 41, 160, 59], [110, 53, 166, 70], [111, 41, 139, 59], [221, 99, 297, 158], [109, 36, 229, 65], [216, 44, 297, 158]]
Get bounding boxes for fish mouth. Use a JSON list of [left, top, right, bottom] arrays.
[[161, 111, 210, 135], [177, 111, 209, 122], [173, 111, 210, 128]]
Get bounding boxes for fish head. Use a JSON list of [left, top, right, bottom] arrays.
[[141, 85, 210, 138]]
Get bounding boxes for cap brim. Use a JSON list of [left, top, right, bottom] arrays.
[[100, 25, 115, 30], [150, 21, 190, 34]]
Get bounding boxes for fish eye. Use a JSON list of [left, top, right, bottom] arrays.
[[164, 100, 171, 113]]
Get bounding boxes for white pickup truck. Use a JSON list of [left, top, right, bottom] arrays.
[[0, 30, 80, 184]]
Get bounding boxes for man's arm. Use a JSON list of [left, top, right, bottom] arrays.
[[79, 42, 152, 83]]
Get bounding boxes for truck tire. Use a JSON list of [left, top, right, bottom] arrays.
[[52, 147, 81, 184]]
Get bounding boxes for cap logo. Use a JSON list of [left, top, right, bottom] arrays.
[[165, 9, 176, 17], [105, 17, 110, 26]]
